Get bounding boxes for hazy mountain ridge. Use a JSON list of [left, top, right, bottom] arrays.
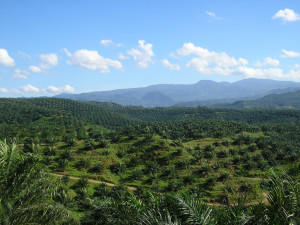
[[56, 78, 300, 107]]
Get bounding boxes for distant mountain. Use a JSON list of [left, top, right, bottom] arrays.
[[141, 92, 175, 107], [56, 78, 300, 107], [220, 89, 300, 109]]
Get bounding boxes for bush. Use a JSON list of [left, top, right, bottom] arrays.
[[110, 162, 126, 174], [217, 150, 228, 158], [89, 162, 105, 173], [175, 159, 190, 170], [131, 168, 143, 180], [73, 177, 89, 190], [166, 180, 183, 191], [43, 146, 56, 156], [144, 161, 160, 174], [75, 158, 90, 170], [221, 140, 229, 147], [204, 151, 214, 159]]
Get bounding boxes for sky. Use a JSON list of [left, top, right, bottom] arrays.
[[0, 0, 300, 97]]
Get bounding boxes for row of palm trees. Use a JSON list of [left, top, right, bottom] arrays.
[[79, 172, 299, 225], [0, 139, 299, 224]]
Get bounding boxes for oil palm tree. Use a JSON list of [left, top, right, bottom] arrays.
[[0, 139, 79, 224], [250, 170, 299, 225]]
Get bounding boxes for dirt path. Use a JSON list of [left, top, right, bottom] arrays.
[[50, 173, 268, 206], [50, 173, 137, 191]]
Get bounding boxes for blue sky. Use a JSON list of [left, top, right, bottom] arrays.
[[0, 0, 300, 97]]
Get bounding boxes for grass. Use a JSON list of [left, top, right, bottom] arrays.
[[34, 130, 296, 203]]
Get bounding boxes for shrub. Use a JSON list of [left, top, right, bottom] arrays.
[[131, 168, 143, 180], [217, 150, 228, 158], [75, 158, 90, 170], [89, 162, 105, 173]]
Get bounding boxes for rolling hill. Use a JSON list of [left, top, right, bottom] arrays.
[[56, 78, 300, 107], [221, 89, 300, 109]]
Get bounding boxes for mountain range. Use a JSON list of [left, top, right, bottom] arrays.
[[56, 78, 300, 107]]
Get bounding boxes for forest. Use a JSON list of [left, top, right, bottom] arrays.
[[0, 98, 299, 224]]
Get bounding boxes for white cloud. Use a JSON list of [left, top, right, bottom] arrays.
[[127, 40, 154, 68], [232, 66, 300, 80], [176, 42, 248, 74], [273, 8, 300, 22], [118, 53, 128, 60], [161, 59, 180, 70], [17, 84, 40, 93], [63, 48, 71, 57], [100, 40, 122, 47], [100, 40, 113, 46], [254, 57, 280, 67], [13, 69, 29, 79], [175, 43, 300, 80], [46, 85, 75, 93], [206, 11, 222, 20], [0, 88, 8, 93], [65, 49, 122, 73], [39, 53, 58, 68], [281, 49, 300, 58], [0, 49, 15, 67], [0, 84, 75, 95], [29, 65, 42, 73]]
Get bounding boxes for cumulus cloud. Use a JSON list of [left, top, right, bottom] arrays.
[[39, 53, 58, 68], [161, 59, 180, 70], [27, 53, 58, 74], [65, 48, 122, 73], [254, 57, 280, 67], [118, 53, 128, 60], [46, 85, 75, 93], [29, 65, 42, 73], [0, 84, 75, 95], [0, 49, 15, 67], [273, 8, 300, 22], [13, 69, 29, 79], [233, 66, 300, 80], [174, 43, 300, 80], [100, 40, 113, 46], [127, 40, 154, 68], [176, 42, 248, 74], [281, 49, 300, 58], [12, 84, 40, 93]]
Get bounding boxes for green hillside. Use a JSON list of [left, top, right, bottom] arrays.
[[223, 90, 300, 109], [0, 97, 299, 224]]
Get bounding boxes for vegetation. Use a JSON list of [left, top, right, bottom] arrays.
[[0, 97, 299, 223]]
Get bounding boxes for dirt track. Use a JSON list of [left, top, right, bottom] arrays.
[[50, 173, 137, 191], [50, 173, 268, 206]]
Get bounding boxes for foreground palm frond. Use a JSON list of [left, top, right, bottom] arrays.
[[171, 194, 216, 225], [250, 169, 299, 225], [0, 139, 79, 225]]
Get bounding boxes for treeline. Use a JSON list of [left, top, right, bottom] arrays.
[[88, 101, 300, 124], [2, 98, 300, 131], [0, 98, 140, 130]]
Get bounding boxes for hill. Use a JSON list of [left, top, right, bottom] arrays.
[[56, 78, 300, 107], [222, 90, 300, 109]]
